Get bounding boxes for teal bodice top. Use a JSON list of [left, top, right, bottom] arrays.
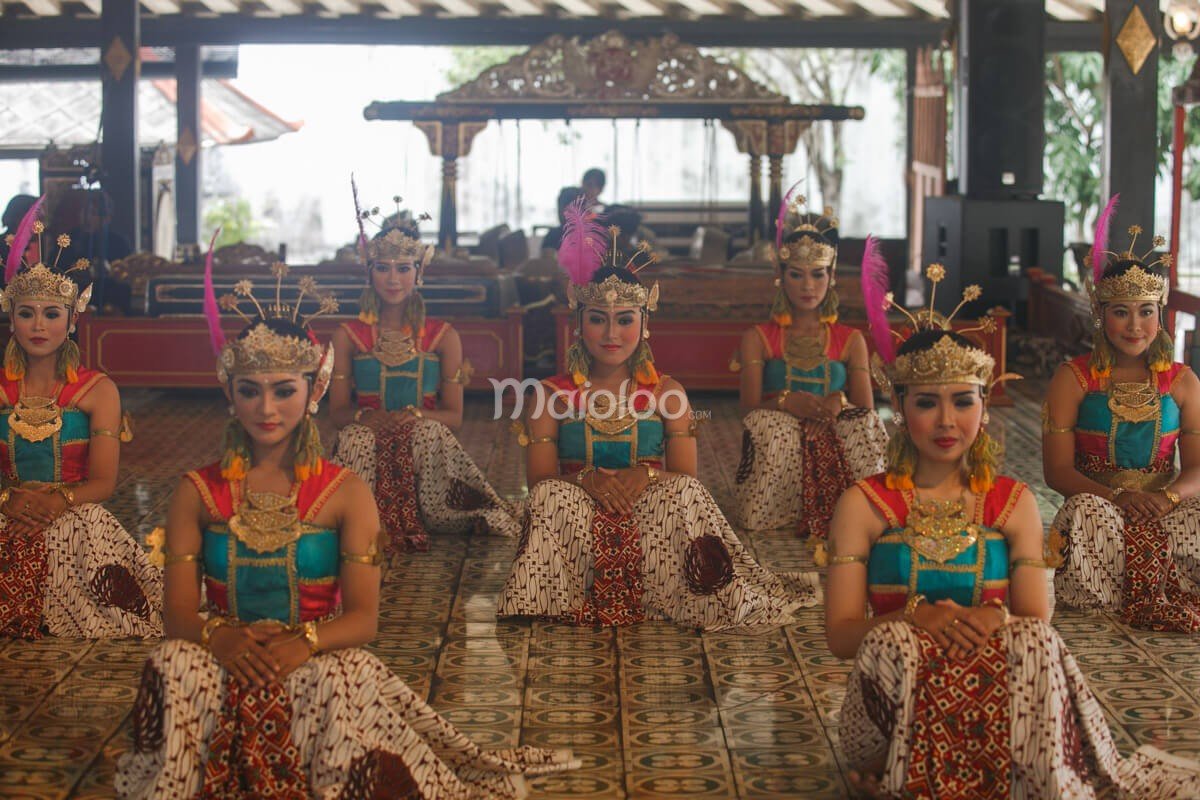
[[858, 474, 1022, 615], [762, 359, 848, 398], [558, 416, 666, 470], [0, 407, 91, 484], [352, 351, 441, 412], [753, 320, 856, 399]]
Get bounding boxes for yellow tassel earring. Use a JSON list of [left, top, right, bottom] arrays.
[[818, 286, 839, 325], [966, 427, 1001, 494], [357, 286, 380, 325], [219, 416, 251, 482], [770, 286, 793, 328], [566, 341, 592, 387], [630, 340, 659, 386], [57, 339, 81, 384], [4, 338, 26, 381], [1090, 316, 1113, 379], [292, 414, 324, 481], [1147, 325, 1174, 373], [884, 425, 917, 491]]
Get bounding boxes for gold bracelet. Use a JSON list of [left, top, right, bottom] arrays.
[[56, 486, 75, 507], [91, 428, 119, 439], [1182, 429, 1200, 436], [742, 358, 764, 367], [983, 597, 1010, 626], [404, 405, 424, 418], [0, 487, 10, 510], [665, 429, 696, 439], [165, 552, 201, 566], [644, 464, 660, 484], [776, 390, 791, 411], [575, 466, 596, 485], [301, 620, 320, 655], [1163, 487, 1182, 507], [200, 615, 232, 649], [903, 593, 927, 622], [353, 408, 368, 423], [528, 436, 558, 445]]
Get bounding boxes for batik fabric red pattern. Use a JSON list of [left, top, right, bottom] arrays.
[[1121, 516, 1200, 631], [373, 421, 429, 554], [795, 415, 854, 540], [0, 525, 49, 638], [199, 679, 308, 799], [570, 509, 646, 626], [902, 631, 1011, 799]]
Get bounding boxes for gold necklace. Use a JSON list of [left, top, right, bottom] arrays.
[[584, 386, 640, 436], [1108, 375, 1159, 423], [901, 491, 980, 564], [9, 380, 64, 443], [374, 327, 417, 367], [783, 328, 826, 372], [228, 483, 303, 553]]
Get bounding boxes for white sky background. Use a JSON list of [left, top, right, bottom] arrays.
[[214, 44, 907, 261]]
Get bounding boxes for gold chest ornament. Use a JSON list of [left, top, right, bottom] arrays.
[[1107, 377, 1160, 424], [585, 389, 640, 436], [228, 485, 304, 553], [783, 331, 826, 372], [901, 494, 980, 564], [9, 385, 64, 443], [373, 328, 417, 368]]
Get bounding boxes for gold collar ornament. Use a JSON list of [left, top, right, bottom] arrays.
[[373, 328, 418, 367], [584, 389, 641, 436], [2, 202, 93, 314], [784, 332, 826, 372], [228, 486, 304, 553], [9, 384, 63, 443], [901, 493, 980, 564], [1108, 376, 1160, 423]]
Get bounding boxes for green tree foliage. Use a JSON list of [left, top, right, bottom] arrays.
[[444, 46, 523, 88], [1045, 52, 1200, 244], [202, 198, 260, 247]]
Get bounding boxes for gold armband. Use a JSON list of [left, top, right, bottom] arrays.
[[448, 360, 475, 385], [91, 428, 119, 439], [165, 552, 201, 566], [528, 436, 557, 445], [743, 358, 764, 367], [341, 540, 383, 566], [665, 429, 696, 439], [332, 373, 351, 381], [828, 554, 868, 566], [1010, 557, 1048, 571], [1181, 429, 1200, 436], [1041, 404, 1074, 434], [1163, 487, 1182, 507]]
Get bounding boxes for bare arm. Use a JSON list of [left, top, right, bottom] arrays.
[[824, 486, 895, 659], [525, 387, 563, 489], [660, 378, 697, 478], [310, 473, 382, 649], [421, 325, 464, 430], [162, 477, 207, 642], [842, 330, 875, 410], [1042, 362, 1110, 499], [1001, 488, 1051, 621], [1171, 368, 1200, 500], [72, 376, 121, 503], [328, 326, 359, 430], [738, 327, 768, 415]]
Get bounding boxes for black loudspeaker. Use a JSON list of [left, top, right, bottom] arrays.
[[958, 0, 1046, 199], [922, 196, 1064, 325]]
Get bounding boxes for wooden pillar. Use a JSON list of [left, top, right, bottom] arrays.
[[905, 46, 917, 258], [1103, 0, 1161, 235], [767, 155, 783, 243], [748, 155, 763, 245], [100, 0, 140, 253], [175, 44, 201, 249], [440, 155, 458, 250]]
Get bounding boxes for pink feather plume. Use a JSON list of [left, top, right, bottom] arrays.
[[774, 179, 804, 254], [558, 196, 606, 286], [202, 228, 225, 356], [860, 235, 896, 364], [5, 195, 44, 283], [1092, 194, 1119, 285], [350, 174, 369, 264]]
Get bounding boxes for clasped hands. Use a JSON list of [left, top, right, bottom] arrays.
[[780, 390, 846, 427], [208, 622, 312, 689], [907, 598, 1007, 661], [1, 486, 70, 535], [579, 465, 652, 515], [1112, 489, 1174, 524]]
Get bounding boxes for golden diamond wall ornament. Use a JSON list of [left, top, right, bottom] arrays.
[[1115, 5, 1158, 76], [177, 127, 198, 166], [104, 36, 133, 82]]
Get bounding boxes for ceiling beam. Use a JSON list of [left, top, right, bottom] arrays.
[[259, 0, 304, 13], [1045, 0, 1092, 21], [141, 0, 182, 12], [492, 0, 541, 13], [0, 58, 238, 79], [372, 0, 422, 15], [7, 14, 1105, 50], [790, 0, 844, 15], [848, 0, 907, 16], [196, 0, 240, 10], [22, 0, 61, 15]]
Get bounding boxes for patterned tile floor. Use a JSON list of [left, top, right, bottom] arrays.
[[3, 383, 1200, 798]]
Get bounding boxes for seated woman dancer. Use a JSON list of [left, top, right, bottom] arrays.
[[733, 192, 886, 540], [497, 201, 814, 629], [1046, 196, 1200, 632], [330, 194, 520, 554], [826, 258, 1200, 798], [0, 198, 160, 639], [116, 258, 576, 798]]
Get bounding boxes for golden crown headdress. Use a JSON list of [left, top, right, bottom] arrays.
[[564, 222, 661, 311], [775, 189, 838, 271], [1, 221, 92, 314], [351, 179, 435, 273], [1089, 225, 1170, 306], [861, 242, 1012, 392]]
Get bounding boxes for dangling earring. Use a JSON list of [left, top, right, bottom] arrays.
[[967, 428, 1000, 494], [292, 413, 324, 481], [572, 328, 580, 336], [629, 340, 659, 386], [4, 338, 27, 381], [893, 412, 904, 427], [773, 277, 781, 288], [981, 410, 990, 425], [818, 285, 839, 325], [357, 286, 380, 325], [57, 339, 81, 383], [642, 326, 650, 340], [566, 340, 592, 387], [885, 427, 917, 490], [220, 417, 251, 481], [228, 405, 235, 416], [769, 287, 793, 327]]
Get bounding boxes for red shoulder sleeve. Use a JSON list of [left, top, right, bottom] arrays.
[[0, 375, 20, 407], [1158, 362, 1187, 395], [982, 476, 1025, 529], [755, 322, 784, 360], [1066, 354, 1096, 392], [60, 367, 106, 407], [340, 320, 375, 354], [826, 323, 857, 361], [421, 318, 450, 352], [854, 474, 906, 529], [297, 460, 349, 522], [185, 463, 234, 521]]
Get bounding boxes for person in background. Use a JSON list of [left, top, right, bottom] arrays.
[[62, 190, 133, 311], [541, 186, 584, 253], [582, 168, 606, 210], [0, 194, 38, 266]]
